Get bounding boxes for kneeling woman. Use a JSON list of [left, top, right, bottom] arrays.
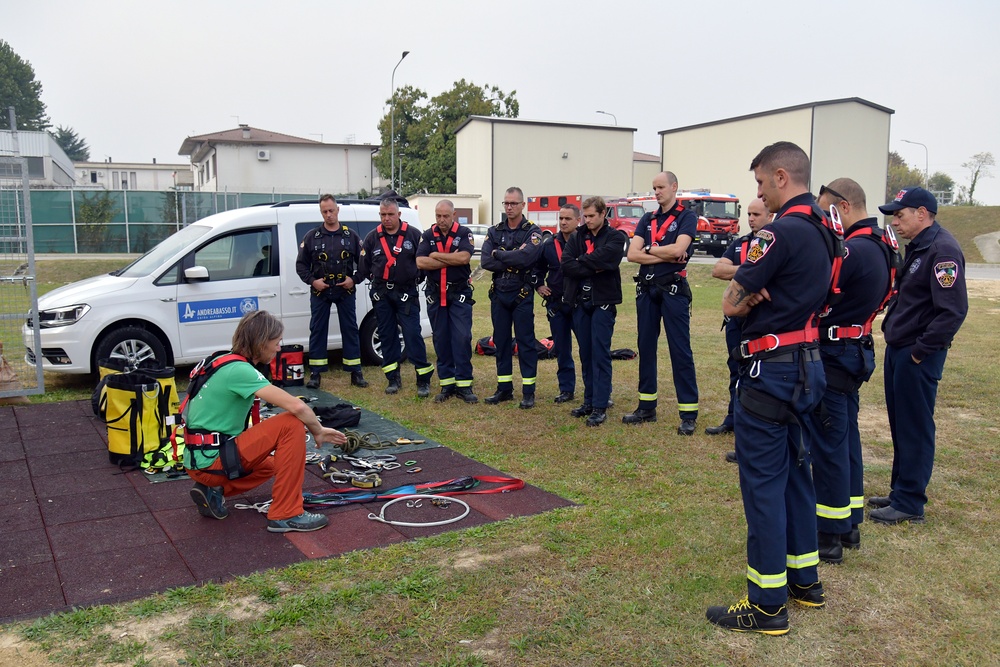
[[185, 310, 347, 532]]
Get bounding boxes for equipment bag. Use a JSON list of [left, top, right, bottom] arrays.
[[269, 344, 305, 386], [98, 371, 164, 467], [313, 403, 362, 429]]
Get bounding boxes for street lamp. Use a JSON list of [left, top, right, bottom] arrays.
[[901, 139, 929, 188], [596, 110, 617, 126], [390, 50, 410, 191]]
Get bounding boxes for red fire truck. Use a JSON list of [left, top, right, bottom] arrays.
[[627, 190, 741, 257], [526, 195, 644, 237]]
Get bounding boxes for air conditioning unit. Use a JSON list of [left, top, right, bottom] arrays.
[[257, 149, 270, 161]]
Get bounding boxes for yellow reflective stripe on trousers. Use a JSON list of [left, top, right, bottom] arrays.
[[456, 379, 473, 388], [382, 362, 399, 373], [850, 495, 864, 510], [309, 359, 326, 368], [416, 365, 435, 376], [497, 374, 513, 383], [522, 377, 536, 386], [746, 565, 786, 589], [786, 551, 820, 569], [639, 392, 658, 401], [342, 358, 361, 367], [439, 377, 456, 387], [677, 402, 699, 411], [816, 503, 852, 520]]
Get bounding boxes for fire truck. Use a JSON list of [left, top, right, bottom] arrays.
[[626, 190, 741, 257], [526, 195, 645, 237]]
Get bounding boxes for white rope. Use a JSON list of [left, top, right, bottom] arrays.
[[367, 495, 470, 527], [233, 500, 272, 514]]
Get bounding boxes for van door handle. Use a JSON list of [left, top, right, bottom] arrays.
[[289, 287, 309, 295], [259, 292, 277, 299], [160, 297, 176, 302]]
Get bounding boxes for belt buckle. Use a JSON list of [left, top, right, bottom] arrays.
[[826, 326, 840, 342], [386, 282, 395, 290]]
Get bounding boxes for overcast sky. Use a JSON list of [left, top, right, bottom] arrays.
[[7, 0, 999, 204]]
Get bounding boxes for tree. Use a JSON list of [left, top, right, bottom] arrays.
[[76, 192, 118, 252], [0, 39, 49, 131], [927, 171, 955, 205], [374, 80, 518, 194], [52, 125, 90, 161], [886, 151, 924, 202], [962, 152, 995, 206]]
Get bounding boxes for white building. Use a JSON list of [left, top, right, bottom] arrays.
[[0, 130, 75, 187], [178, 124, 378, 195], [659, 98, 893, 231], [74, 160, 193, 191]]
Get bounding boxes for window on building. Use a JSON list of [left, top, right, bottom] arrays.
[[90, 171, 98, 183], [129, 172, 137, 190], [26, 157, 44, 178], [112, 171, 119, 188]]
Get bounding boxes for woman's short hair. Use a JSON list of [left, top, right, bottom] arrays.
[[231, 310, 283, 362]]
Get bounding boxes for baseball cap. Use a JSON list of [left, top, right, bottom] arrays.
[[878, 186, 938, 215]]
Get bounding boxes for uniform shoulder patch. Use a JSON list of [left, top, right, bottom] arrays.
[[530, 233, 542, 245], [745, 229, 776, 263], [934, 260, 958, 288]]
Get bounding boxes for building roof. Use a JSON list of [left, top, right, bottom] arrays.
[[455, 115, 636, 135], [178, 126, 321, 157], [633, 151, 659, 162], [658, 97, 895, 136]]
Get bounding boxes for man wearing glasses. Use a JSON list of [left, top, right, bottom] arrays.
[[534, 204, 581, 405], [870, 187, 967, 525], [812, 178, 898, 560], [481, 187, 545, 408]]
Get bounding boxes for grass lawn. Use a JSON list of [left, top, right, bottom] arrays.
[[3, 255, 999, 666]]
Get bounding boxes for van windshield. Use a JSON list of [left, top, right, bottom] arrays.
[[115, 225, 213, 278]]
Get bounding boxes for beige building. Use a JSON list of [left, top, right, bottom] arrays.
[[659, 98, 893, 232], [407, 194, 482, 230], [455, 116, 635, 226], [178, 125, 378, 195], [632, 151, 661, 195]]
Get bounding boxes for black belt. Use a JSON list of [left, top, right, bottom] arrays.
[[755, 346, 822, 364]]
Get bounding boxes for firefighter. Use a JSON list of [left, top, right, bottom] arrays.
[[415, 199, 478, 404], [561, 197, 627, 426], [358, 198, 434, 396], [812, 178, 897, 560], [534, 203, 580, 404], [707, 198, 771, 447], [706, 141, 831, 635], [623, 171, 700, 435], [295, 194, 368, 390], [870, 187, 967, 525], [480, 186, 545, 409]]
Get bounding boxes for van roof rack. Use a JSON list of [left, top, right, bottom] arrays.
[[260, 196, 411, 209]]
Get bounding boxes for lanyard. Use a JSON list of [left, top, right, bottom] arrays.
[[376, 221, 409, 280], [434, 221, 459, 306]]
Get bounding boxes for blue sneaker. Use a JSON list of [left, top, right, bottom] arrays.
[[267, 511, 329, 533], [190, 482, 228, 520]]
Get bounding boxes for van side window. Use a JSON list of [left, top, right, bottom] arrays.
[[192, 229, 274, 281]]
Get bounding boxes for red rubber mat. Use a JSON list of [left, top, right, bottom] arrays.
[[0, 400, 572, 623]]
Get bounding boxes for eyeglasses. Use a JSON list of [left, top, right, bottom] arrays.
[[819, 185, 847, 202], [502, 201, 523, 207]]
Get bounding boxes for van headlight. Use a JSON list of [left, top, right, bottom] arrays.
[[38, 304, 91, 328]]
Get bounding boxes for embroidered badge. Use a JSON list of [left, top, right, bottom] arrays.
[[909, 257, 921, 274], [530, 233, 542, 246], [668, 221, 677, 232], [403, 240, 414, 250], [745, 230, 775, 263], [360, 248, 366, 256], [467, 233, 474, 244], [934, 261, 958, 288]]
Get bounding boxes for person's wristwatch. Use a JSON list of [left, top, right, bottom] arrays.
[[643, 245, 652, 254]]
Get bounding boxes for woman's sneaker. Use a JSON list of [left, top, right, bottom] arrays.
[[190, 483, 228, 520], [267, 511, 329, 533]]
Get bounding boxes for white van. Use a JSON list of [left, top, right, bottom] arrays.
[[23, 200, 430, 374]]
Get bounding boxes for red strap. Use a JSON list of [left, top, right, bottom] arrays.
[[376, 221, 409, 281], [740, 320, 819, 357], [434, 221, 458, 306], [739, 238, 749, 264], [554, 236, 564, 262], [650, 203, 684, 245], [432, 475, 525, 495], [779, 204, 844, 316], [584, 237, 595, 254]]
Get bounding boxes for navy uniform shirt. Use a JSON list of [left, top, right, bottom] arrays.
[[295, 224, 362, 287], [722, 232, 754, 267], [480, 218, 544, 291], [823, 218, 892, 328], [734, 193, 832, 340], [534, 233, 572, 300], [416, 222, 475, 285], [633, 201, 697, 281], [882, 221, 967, 360], [358, 222, 423, 286]]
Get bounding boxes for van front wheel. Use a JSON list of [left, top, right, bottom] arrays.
[[359, 314, 407, 366], [94, 326, 168, 372]]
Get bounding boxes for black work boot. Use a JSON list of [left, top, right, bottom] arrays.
[[306, 373, 321, 390], [455, 387, 479, 404], [570, 403, 593, 418], [385, 370, 402, 395], [586, 409, 607, 427], [818, 531, 843, 564], [484, 389, 514, 405], [841, 525, 861, 550], [350, 370, 369, 388], [416, 377, 431, 398], [622, 408, 656, 425], [434, 386, 456, 403], [518, 394, 535, 410]]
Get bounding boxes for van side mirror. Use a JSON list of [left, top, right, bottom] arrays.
[[185, 266, 210, 282]]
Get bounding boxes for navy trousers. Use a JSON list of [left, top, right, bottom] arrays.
[[884, 343, 947, 516], [427, 289, 474, 388], [573, 303, 616, 409], [308, 291, 361, 373], [372, 287, 432, 381], [490, 288, 538, 395], [722, 316, 743, 428], [547, 301, 576, 395], [635, 288, 698, 418], [734, 352, 825, 606]]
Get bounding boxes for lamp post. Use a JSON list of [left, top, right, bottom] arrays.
[[596, 110, 617, 126], [390, 50, 410, 191], [901, 139, 929, 188]]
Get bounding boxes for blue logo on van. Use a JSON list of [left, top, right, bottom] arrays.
[[179, 297, 258, 322]]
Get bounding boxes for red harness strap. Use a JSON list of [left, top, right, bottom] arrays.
[[377, 221, 409, 281], [650, 203, 685, 245], [781, 204, 844, 313], [740, 320, 820, 358], [433, 221, 458, 306]]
